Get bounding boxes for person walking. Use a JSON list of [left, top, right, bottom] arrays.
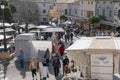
[[52, 55, 61, 77], [19, 50, 24, 68], [42, 62, 49, 80], [63, 56, 69, 75], [70, 32, 73, 41], [44, 48, 50, 66], [38, 59, 44, 80], [64, 34, 67, 42], [59, 44, 65, 56], [29, 57, 38, 80]]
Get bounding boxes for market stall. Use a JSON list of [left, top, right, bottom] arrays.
[[65, 37, 120, 80]]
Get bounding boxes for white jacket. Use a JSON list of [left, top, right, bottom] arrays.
[[42, 66, 49, 78], [39, 62, 49, 78]]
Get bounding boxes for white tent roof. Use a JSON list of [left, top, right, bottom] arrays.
[[66, 37, 120, 53], [66, 37, 92, 50], [41, 27, 65, 32], [63, 20, 73, 25], [15, 33, 36, 40], [114, 37, 120, 50], [19, 23, 37, 29], [0, 28, 15, 33], [36, 25, 52, 29], [0, 35, 12, 40], [0, 23, 11, 27]]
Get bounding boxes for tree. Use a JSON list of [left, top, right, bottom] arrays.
[[0, 0, 16, 23], [88, 16, 100, 36], [60, 15, 67, 21], [17, 0, 39, 33], [88, 16, 100, 24]]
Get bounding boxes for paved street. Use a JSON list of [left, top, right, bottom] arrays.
[[0, 35, 80, 80]]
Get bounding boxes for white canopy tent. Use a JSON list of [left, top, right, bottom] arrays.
[[15, 33, 52, 62], [41, 27, 65, 33], [66, 37, 120, 80], [0, 35, 13, 40], [19, 23, 37, 29], [0, 23, 11, 27], [36, 25, 52, 29], [63, 20, 73, 25]]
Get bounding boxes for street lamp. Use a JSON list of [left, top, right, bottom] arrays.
[[1, 4, 7, 51]]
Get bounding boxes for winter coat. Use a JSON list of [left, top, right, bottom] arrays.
[[19, 52, 24, 60], [39, 62, 49, 79], [59, 45, 65, 52], [52, 58, 61, 68], [29, 59, 38, 70], [63, 58, 69, 66]]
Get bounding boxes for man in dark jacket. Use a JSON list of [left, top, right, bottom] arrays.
[[52, 56, 61, 77]]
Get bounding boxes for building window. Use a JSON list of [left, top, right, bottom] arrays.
[[43, 10, 46, 13], [81, 1, 83, 4], [69, 9, 71, 15], [88, 1, 90, 4], [91, 1, 93, 4], [103, 1, 105, 4], [109, 10, 112, 17], [110, 1, 112, 4], [118, 10, 120, 19], [102, 9, 105, 16], [75, 9, 77, 14], [43, 18, 46, 21], [81, 10, 83, 16], [97, 9, 99, 15], [65, 9, 67, 15], [97, 1, 99, 4], [43, 3, 46, 6]]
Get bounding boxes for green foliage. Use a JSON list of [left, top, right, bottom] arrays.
[[4, 7, 12, 23], [9, 4, 16, 13], [88, 16, 100, 24], [0, 0, 9, 6], [0, 0, 16, 23], [60, 15, 67, 21]]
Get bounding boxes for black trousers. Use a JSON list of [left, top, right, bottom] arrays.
[[46, 58, 49, 65], [53, 67, 59, 77], [20, 59, 24, 68], [60, 52, 64, 56], [43, 77, 46, 80], [31, 69, 37, 78]]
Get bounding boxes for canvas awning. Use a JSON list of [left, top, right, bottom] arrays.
[[0, 23, 11, 27], [36, 25, 52, 29], [19, 23, 37, 29], [63, 20, 73, 25], [66, 37, 92, 51], [0, 35, 13, 40], [100, 21, 114, 26], [41, 27, 65, 32], [66, 37, 119, 53]]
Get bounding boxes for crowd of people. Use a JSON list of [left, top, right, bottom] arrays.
[[19, 45, 79, 80]]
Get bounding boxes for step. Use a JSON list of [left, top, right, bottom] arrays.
[[0, 70, 3, 75], [0, 74, 4, 79], [1, 78, 8, 80]]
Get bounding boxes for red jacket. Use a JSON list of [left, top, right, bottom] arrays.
[[59, 45, 65, 52]]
